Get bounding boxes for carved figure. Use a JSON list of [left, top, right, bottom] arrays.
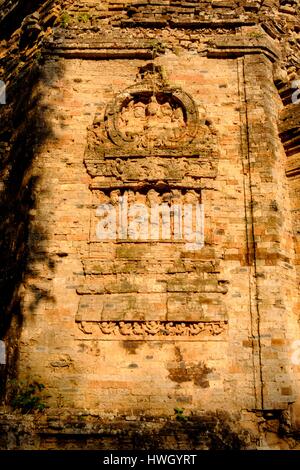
[[117, 94, 187, 149], [99, 321, 117, 335], [78, 321, 227, 338]]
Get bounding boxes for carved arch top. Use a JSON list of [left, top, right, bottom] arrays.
[[84, 64, 219, 182], [105, 84, 199, 150]]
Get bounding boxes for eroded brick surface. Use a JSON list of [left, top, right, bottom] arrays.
[[0, 0, 299, 449]]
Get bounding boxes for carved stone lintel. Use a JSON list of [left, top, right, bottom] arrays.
[[84, 64, 219, 185], [77, 320, 227, 340]]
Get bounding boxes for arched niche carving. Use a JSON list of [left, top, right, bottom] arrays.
[[105, 85, 199, 150]]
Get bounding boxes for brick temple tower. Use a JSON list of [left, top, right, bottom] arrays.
[[0, 0, 299, 449]]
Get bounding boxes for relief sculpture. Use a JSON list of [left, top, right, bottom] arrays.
[[77, 320, 227, 339], [79, 64, 227, 339], [118, 95, 186, 149]]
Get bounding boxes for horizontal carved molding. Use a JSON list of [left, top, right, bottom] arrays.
[[121, 19, 256, 28], [45, 35, 279, 62], [46, 45, 278, 62], [81, 258, 220, 275], [44, 39, 162, 59], [77, 280, 228, 296], [76, 291, 227, 323], [207, 47, 278, 63], [103, 152, 201, 159], [45, 48, 155, 60], [76, 320, 228, 340], [89, 181, 217, 191]]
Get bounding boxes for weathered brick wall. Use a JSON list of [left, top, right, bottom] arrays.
[[17, 55, 230, 411], [0, 0, 299, 449]]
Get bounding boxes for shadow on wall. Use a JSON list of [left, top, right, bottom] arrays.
[[0, 48, 64, 401], [0, 0, 46, 41]]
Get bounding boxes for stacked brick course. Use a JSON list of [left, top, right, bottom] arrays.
[[0, 0, 299, 449]]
